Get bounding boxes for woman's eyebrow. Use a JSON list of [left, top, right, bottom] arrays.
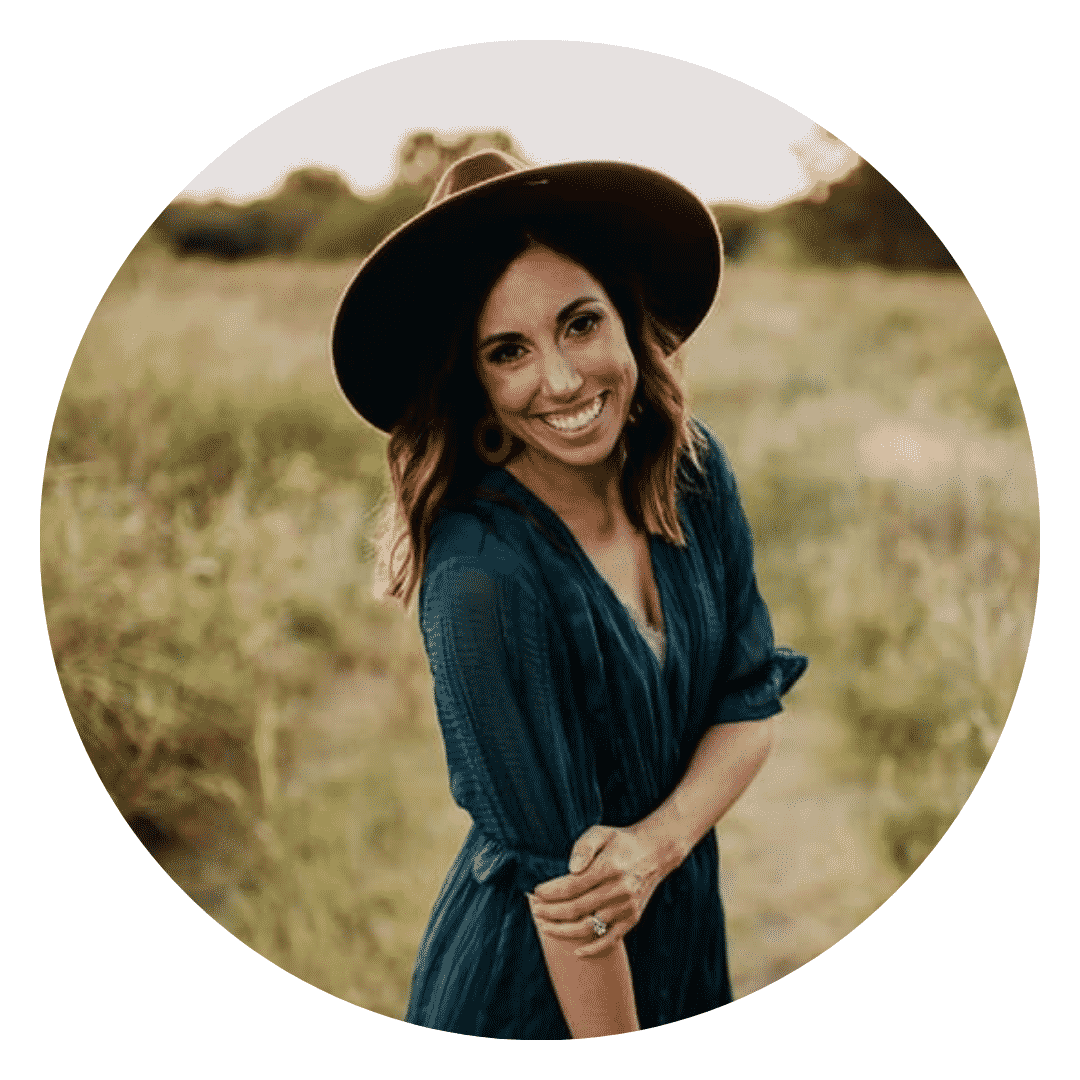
[[557, 296, 602, 325], [478, 296, 602, 353], [477, 329, 527, 352]]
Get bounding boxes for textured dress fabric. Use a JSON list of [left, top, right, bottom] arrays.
[[404, 421, 808, 1039]]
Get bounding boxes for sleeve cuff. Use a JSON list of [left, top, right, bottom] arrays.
[[714, 648, 809, 724]]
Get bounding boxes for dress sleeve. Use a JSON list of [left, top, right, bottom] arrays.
[[420, 554, 603, 892], [698, 428, 808, 724]]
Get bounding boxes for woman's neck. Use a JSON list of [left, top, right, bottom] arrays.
[[505, 447, 627, 544]]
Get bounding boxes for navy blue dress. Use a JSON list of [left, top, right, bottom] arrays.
[[405, 421, 807, 1038]]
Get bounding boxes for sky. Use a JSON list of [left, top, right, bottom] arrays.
[[181, 42, 859, 209]]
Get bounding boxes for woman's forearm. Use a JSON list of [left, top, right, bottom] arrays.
[[631, 719, 773, 871], [528, 909, 640, 1038]]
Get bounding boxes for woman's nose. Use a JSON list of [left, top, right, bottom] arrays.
[[539, 345, 584, 397]]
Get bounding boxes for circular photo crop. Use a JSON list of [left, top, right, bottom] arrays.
[[40, 41, 1038, 1037]]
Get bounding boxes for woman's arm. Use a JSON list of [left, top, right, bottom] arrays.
[[527, 908, 640, 1037], [632, 717, 774, 872], [530, 718, 773, 957]]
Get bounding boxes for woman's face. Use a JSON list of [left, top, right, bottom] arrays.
[[475, 244, 638, 474]]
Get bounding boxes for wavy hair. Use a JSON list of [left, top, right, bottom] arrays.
[[377, 216, 708, 606]]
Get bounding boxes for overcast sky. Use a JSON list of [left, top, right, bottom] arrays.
[[181, 42, 858, 209]]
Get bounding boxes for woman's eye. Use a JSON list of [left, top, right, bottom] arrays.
[[488, 342, 526, 365], [566, 312, 601, 337]]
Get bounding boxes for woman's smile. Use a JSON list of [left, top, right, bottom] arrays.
[[536, 391, 609, 434]]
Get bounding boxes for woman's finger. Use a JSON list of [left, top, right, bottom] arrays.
[[532, 857, 618, 902], [533, 899, 634, 942], [568, 825, 614, 874], [533, 916, 599, 943], [574, 920, 632, 959], [529, 879, 627, 924]]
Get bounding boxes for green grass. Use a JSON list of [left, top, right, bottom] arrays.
[[41, 246, 1037, 1015]]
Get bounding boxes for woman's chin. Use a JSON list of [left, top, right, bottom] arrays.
[[523, 428, 623, 474]]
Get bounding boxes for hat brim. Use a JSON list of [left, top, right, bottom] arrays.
[[331, 161, 722, 433]]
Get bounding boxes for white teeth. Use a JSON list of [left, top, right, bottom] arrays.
[[541, 394, 604, 432]]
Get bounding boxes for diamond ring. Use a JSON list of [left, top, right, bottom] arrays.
[[591, 913, 609, 938]]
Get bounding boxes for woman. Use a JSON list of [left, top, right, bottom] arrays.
[[332, 150, 807, 1039]]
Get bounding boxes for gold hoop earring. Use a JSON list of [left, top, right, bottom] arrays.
[[473, 416, 514, 465]]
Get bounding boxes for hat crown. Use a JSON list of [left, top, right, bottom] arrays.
[[428, 150, 527, 208]]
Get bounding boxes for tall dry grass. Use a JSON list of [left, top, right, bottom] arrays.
[[40, 245, 1037, 1015]]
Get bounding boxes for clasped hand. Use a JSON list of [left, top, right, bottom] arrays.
[[527, 824, 673, 958]]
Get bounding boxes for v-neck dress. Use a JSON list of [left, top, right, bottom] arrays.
[[405, 420, 807, 1038]]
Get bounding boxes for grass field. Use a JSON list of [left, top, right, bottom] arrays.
[[41, 243, 1038, 1017]]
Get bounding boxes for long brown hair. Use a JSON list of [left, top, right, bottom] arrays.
[[378, 215, 707, 606]]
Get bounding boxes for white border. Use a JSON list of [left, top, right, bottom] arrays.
[[6, 3, 1076, 1076]]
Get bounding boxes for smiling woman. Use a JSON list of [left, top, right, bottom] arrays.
[[330, 150, 807, 1038]]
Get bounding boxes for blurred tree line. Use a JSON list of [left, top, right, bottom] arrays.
[[713, 160, 959, 270], [151, 130, 520, 260], [150, 129, 959, 272]]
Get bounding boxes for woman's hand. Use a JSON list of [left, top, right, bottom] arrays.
[[527, 823, 686, 958]]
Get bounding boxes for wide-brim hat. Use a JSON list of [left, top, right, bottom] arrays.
[[331, 150, 723, 433]]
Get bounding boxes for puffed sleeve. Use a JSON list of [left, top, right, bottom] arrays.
[[697, 426, 808, 724], [420, 553, 604, 893]]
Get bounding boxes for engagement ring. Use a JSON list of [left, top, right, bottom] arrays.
[[591, 913, 609, 938]]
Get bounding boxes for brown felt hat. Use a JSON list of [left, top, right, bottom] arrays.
[[331, 150, 723, 433]]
